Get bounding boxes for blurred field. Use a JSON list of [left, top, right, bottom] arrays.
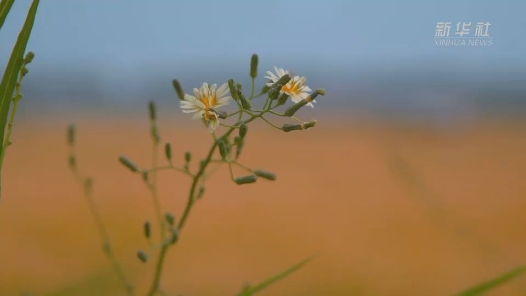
[[1, 113, 525, 296]]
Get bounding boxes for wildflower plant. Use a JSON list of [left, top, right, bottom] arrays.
[[67, 54, 325, 295]]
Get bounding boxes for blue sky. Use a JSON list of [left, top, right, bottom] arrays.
[[1, 0, 525, 120]]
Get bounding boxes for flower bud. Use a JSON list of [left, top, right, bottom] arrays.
[[143, 221, 151, 238], [185, 151, 192, 163], [282, 120, 317, 132], [239, 124, 248, 138], [228, 79, 239, 101], [67, 124, 76, 146], [119, 156, 139, 172], [235, 175, 257, 185], [277, 93, 289, 106], [254, 169, 276, 181], [137, 251, 148, 263], [218, 140, 229, 159], [250, 54, 258, 78], [217, 110, 228, 119], [68, 155, 76, 169], [236, 137, 244, 159], [273, 74, 291, 89], [237, 88, 251, 110], [21, 67, 29, 76], [165, 213, 175, 226], [148, 101, 156, 121], [284, 89, 326, 117], [172, 79, 185, 101], [141, 171, 149, 182], [169, 229, 179, 244], [268, 85, 281, 100], [24, 52, 35, 64], [164, 143, 172, 161]]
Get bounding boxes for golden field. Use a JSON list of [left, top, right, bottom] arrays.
[[1, 113, 525, 296]]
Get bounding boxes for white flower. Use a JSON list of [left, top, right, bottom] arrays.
[[180, 82, 231, 133], [265, 66, 314, 107]]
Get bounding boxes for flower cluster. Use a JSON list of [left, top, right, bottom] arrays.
[[177, 55, 324, 133]]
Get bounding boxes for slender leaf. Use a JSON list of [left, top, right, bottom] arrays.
[[0, 0, 39, 200], [0, 0, 15, 29], [237, 256, 315, 296], [455, 265, 526, 296]]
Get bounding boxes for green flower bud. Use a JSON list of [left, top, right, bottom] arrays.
[[235, 175, 257, 185], [284, 89, 326, 117], [254, 169, 276, 181], [67, 124, 76, 146], [68, 155, 76, 169], [148, 101, 156, 121], [197, 186, 206, 199], [143, 221, 151, 238], [277, 93, 289, 106], [218, 140, 229, 159], [261, 84, 271, 94], [164, 143, 172, 161], [172, 79, 185, 101], [185, 151, 192, 163], [165, 213, 175, 226], [239, 124, 248, 138], [237, 88, 251, 110], [268, 85, 281, 100], [119, 156, 139, 172], [217, 110, 228, 119], [250, 54, 259, 78], [137, 251, 148, 263], [169, 229, 179, 244], [273, 74, 291, 89], [24, 52, 35, 64], [141, 171, 149, 182], [236, 137, 244, 159], [21, 67, 29, 76], [228, 79, 239, 101], [281, 120, 317, 132]]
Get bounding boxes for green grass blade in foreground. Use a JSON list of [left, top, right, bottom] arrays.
[[0, 0, 15, 29], [237, 256, 315, 296], [455, 265, 526, 296], [0, 0, 39, 200]]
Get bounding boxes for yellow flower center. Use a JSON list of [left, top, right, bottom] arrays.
[[282, 80, 301, 95], [200, 94, 217, 108]]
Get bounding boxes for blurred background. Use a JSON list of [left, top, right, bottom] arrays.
[[1, 0, 525, 295]]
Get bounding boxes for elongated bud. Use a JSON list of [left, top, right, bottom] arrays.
[[165, 143, 172, 161], [228, 79, 238, 101], [254, 169, 276, 181], [185, 151, 192, 163], [236, 137, 244, 159], [148, 101, 156, 121], [218, 140, 229, 159], [239, 124, 248, 138], [143, 221, 151, 238], [277, 93, 289, 106], [119, 156, 139, 172], [68, 155, 76, 169], [250, 54, 259, 78], [172, 79, 185, 101], [24, 51, 35, 64], [274, 74, 291, 89], [165, 213, 175, 226], [217, 110, 228, 119], [169, 229, 179, 244], [141, 171, 149, 182], [84, 177, 94, 195], [235, 175, 257, 185], [67, 124, 76, 146], [237, 89, 251, 110], [284, 89, 326, 117], [282, 120, 317, 132], [268, 85, 281, 100], [137, 251, 148, 263], [197, 186, 205, 199], [21, 67, 29, 76]]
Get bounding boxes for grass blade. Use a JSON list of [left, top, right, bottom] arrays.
[[455, 265, 526, 296], [0, 0, 15, 29], [237, 256, 315, 296], [0, 0, 39, 200]]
